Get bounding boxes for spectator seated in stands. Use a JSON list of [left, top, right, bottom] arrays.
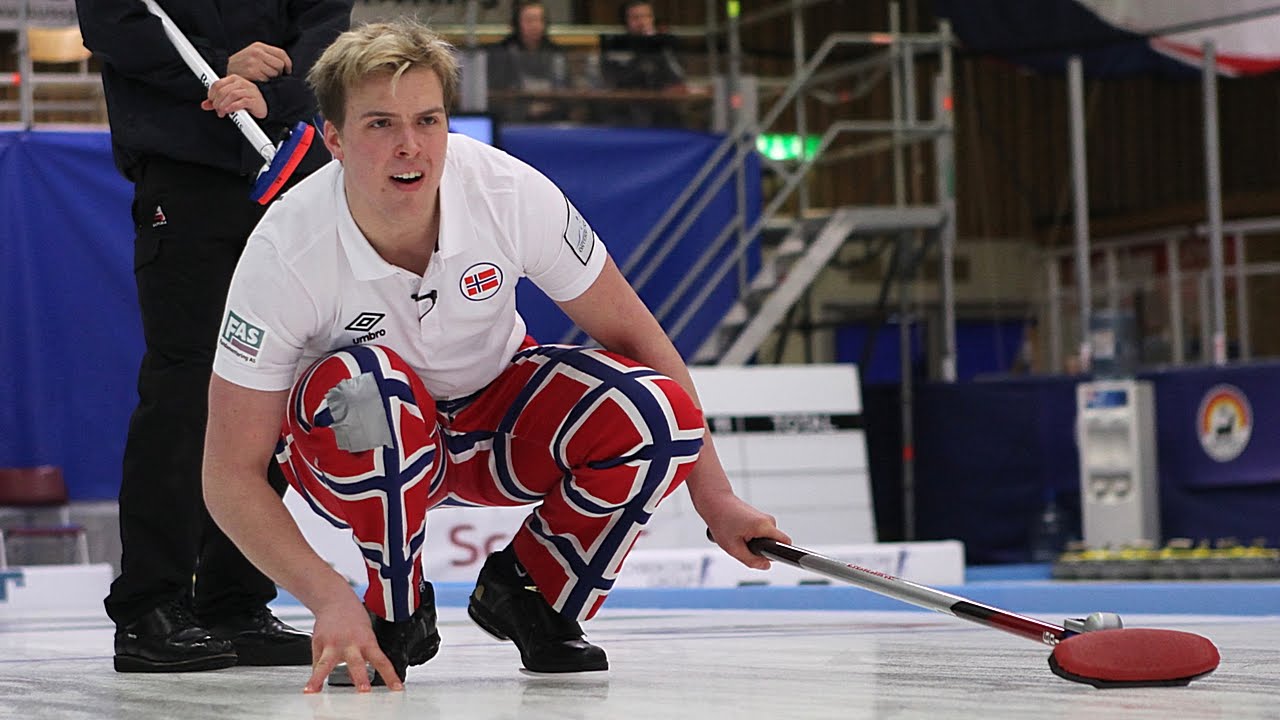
[[596, 1, 686, 127], [485, 1, 569, 123], [601, 1, 685, 92]]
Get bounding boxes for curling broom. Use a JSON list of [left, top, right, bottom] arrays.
[[139, 0, 315, 204], [729, 535, 1220, 688]]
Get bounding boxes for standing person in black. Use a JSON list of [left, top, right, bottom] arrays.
[[75, 0, 353, 673]]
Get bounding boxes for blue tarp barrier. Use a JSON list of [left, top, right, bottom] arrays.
[[8, 128, 1275, 560], [0, 127, 759, 500]]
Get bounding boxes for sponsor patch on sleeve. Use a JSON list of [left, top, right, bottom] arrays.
[[563, 199, 595, 266], [218, 310, 268, 365]]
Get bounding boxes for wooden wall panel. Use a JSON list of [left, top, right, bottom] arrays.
[[569, 2, 1280, 244]]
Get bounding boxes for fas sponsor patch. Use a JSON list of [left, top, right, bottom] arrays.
[[563, 199, 594, 266], [219, 310, 267, 364]]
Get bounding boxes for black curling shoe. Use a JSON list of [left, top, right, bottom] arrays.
[[204, 606, 312, 666], [467, 547, 608, 673], [114, 600, 238, 673]]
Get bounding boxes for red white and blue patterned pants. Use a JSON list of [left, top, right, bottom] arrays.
[[275, 343, 704, 623]]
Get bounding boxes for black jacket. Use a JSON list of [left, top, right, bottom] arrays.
[[76, 0, 351, 180]]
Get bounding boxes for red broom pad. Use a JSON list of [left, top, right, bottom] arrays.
[[1049, 628, 1220, 688]]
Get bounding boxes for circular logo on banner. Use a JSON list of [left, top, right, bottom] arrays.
[[1197, 384, 1252, 463], [459, 262, 503, 301]]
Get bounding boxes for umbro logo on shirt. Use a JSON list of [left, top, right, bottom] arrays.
[[345, 312, 386, 345], [345, 312, 384, 332]]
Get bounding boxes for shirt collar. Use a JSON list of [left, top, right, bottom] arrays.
[[333, 164, 397, 281]]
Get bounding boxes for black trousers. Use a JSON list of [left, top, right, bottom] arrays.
[[104, 157, 288, 627]]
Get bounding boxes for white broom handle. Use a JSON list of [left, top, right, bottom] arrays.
[[139, 0, 276, 162], [747, 537, 1069, 646]]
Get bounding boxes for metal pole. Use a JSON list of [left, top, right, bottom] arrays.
[[904, 8, 921, 204], [463, 0, 479, 48], [792, 0, 810, 216], [705, 0, 720, 79], [1234, 231, 1250, 360], [790, 1, 814, 358], [1202, 40, 1226, 365], [1068, 56, 1092, 371], [727, 2, 743, 119], [889, 2, 906, 206], [898, 235, 916, 541], [18, 0, 33, 128], [1198, 272, 1211, 363], [728, 1, 749, 296], [1167, 236, 1185, 364], [1047, 257, 1062, 373], [933, 64, 956, 381]]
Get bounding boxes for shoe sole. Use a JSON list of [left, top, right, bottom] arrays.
[[114, 652, 238, 673], [467, 601, 608, 673], [467, 602, 511, 641], [519, 667, 609, 678]]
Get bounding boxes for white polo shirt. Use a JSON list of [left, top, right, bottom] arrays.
[[212, 133, 607, 400]]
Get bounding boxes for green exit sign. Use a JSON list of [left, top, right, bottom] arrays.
[[755, 133, 820, 161]]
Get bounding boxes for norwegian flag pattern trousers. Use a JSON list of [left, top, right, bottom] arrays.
[[275, 343, 705, 623]]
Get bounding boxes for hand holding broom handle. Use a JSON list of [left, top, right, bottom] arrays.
[[139, 0, 316, 204]]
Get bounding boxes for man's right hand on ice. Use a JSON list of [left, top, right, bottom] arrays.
[[304, 593, 402, 693]]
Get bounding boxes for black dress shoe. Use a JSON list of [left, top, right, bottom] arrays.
[[328, 581, 441, 687], [468, 547, 608, 673], [204, 607, 312, 666], [114, 600, 238, 673]]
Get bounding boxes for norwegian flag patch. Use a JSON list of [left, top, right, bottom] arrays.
[[460, 262, 503, 301]]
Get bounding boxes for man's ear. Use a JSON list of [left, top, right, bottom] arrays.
[[322, 119, 343, 162]]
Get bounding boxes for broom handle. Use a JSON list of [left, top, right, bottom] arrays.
[[748, 537, 1069, 646], [139, 0, 276, 162]]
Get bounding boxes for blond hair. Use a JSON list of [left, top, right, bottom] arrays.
[[308, 18, 461, 129]]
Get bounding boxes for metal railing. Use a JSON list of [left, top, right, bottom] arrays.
[[1042, 216, 1280, 372], [0, 0, 102, 127], [559, 5, 956, 356]]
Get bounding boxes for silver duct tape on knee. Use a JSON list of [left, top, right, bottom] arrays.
[[325, 373, 394, 452]]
